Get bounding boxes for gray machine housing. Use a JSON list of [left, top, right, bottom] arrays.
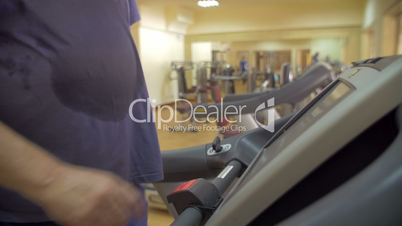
[[205, 56, 402, 226]]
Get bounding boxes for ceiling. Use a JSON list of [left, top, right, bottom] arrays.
[[136, 0, 368, 34], [137, 0, 367, 11]]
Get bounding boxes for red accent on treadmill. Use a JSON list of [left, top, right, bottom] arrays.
[[174, 179, 198, 192]]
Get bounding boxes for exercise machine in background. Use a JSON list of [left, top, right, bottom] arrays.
[[170, 61, 195, 100]]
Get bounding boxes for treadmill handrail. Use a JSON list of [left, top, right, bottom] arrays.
[[195, 63, 333, 116], [170, 160, 244, 226], [161, 115, 294, 182], [170, 207, 203, 226]]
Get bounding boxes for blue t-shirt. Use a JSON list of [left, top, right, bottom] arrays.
[[0, 0, 162, 222]]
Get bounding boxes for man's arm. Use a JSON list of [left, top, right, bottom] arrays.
[[0, 122, 64, 200], [0, 122, 144, 226]]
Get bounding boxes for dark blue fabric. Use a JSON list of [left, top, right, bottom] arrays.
[[0, 0, 162, 224], [0, 215, 146, 226], [0, 218, 146, 226], [0, 222, 60, 226], [128, 0, 141, 24]]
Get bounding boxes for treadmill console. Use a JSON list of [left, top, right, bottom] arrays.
[[234, 81, 353, 191], [351, 55, 401, 71]]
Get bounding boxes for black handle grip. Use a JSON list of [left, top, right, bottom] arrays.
[[170, 160, 244, 226], [162, 145, 213, 182], [212, 136, 222, 152], [170, 207, 203, 226], [212, 160, 243, 194]]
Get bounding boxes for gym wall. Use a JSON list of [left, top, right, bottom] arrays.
[[362, 0, 402, 58], [131, 4, 189, 104]]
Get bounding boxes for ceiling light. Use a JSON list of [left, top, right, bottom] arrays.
[[197, 0, 219, 8]]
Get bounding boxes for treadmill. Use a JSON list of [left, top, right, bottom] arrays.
[[146, 62, 335, 208], [156, 55, 402, 226]]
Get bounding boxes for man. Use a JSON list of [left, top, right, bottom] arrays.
[[0, 0, 163, 226]]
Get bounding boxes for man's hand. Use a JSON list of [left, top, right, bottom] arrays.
[[32, 164, 144, 226], [0, 121, 144, 226]]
